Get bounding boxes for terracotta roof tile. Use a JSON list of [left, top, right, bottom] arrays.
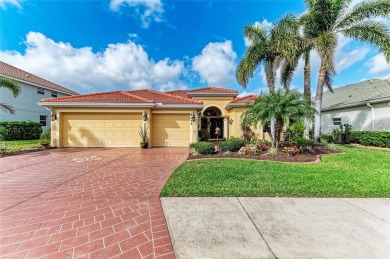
[[0, 61, 78, 95], [129, 89, 202, 104], [41, 91, 154, 103], [166, 90, 190, 98], [188, 87, 238, 93], [229, 95, 257, 104]]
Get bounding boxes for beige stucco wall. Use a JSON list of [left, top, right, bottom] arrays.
[[321, 101, 390, 134]]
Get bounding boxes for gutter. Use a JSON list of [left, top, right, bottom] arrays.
[[321, 97, 390, 112], [38, 102, 156, 108], [225, 103, 250, 110]]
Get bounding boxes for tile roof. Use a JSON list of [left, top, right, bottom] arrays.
[[166, 90, 189, 98], [129, 89, 202, 104], [41, 89, 202, 105], [321, 78, 390, 110], [0, 61, 78, 95], [41, 91, 154, 103], [229, 95, 257, 103], [188, 87, 238, 94]]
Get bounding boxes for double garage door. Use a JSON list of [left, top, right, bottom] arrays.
[[61, 113, 190, 147]]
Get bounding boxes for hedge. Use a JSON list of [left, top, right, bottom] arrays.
[[190, 142, 215, 155], [0, 121, 43, 140], [347, 131, 390, 148], [219, 137, 245, 152]]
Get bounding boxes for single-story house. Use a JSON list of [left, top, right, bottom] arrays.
[[321, 78, 390, 134], [39, 87, 261, 147], [0, 61, 78, 130]]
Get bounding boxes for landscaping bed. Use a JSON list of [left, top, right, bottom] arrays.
[[188, 144, 340, 163]]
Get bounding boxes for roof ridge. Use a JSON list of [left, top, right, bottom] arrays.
[[0, 61, 78, 95], [41, 91, 123, 101], [131, 89, 202, 104], [188, 86, 238, 93], [120, 91, 155, 103]]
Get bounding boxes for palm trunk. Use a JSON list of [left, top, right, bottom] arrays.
[[269, 71, 276, 148], [303, 50, 311, 139], [314, 64, 326, 144]]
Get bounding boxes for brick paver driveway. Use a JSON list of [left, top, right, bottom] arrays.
[[0, 148, 188, 258]]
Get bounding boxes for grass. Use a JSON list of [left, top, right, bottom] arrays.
[[0, 139, 41, 151], [161, 145, 390, 197]]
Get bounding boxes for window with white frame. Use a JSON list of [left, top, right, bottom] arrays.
[[40, 115, 47, 126], [333, 118, 341, 126], [37, 87, 44, 95]]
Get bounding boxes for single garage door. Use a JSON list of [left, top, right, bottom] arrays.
[[61, 113, 142, 147], [152, 114, 190, 147]]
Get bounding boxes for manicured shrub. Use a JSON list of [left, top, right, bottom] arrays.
[[347, 131, 390, 148], [219, 137, 245, 152], [0, 121, 43, 140], [190, 142, 215, 155], [289, 121, 305, 139]]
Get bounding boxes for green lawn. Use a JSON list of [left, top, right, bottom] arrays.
[[161, 146, 390, 197], [0, 139, 41, 151]]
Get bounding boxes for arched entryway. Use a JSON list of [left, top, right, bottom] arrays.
[[200, 106, 225, 139]]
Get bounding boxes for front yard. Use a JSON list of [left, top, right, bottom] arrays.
[[161, 145, 390, 197]]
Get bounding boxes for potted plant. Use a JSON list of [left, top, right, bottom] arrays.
[[40, 129, 51, 149], [139, 126, 149, 149]]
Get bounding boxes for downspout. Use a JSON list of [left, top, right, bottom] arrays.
[[367, 103, 375, 131]]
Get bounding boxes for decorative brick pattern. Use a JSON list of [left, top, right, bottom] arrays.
[[0, 148, 187, 258]]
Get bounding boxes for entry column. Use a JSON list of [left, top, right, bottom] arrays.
[[223, 117, 228, 139]]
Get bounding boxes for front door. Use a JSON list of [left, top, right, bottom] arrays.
[[209, 118, 223, 139]]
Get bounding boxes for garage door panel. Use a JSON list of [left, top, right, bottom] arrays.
[[62, 113, 142, 147], [152, 114, 190, 147]]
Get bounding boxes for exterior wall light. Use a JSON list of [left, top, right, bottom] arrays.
[[51, 113, 57, 121], [229, 119, 233, 125], [190, 113, 196, 124], [142, 111, 148, 121]]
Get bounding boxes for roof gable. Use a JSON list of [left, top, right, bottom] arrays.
[[0, 61, 78, 95]]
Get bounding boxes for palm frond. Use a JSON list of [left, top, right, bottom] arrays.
[[337, 0, 390, 29], [315, 31, 337, 74], [0, 103, 15, 114], [339, 20, 390, 61], [0, 77, 21, 97], [244, 25, 268, 43], [280, 53, 300, 88]]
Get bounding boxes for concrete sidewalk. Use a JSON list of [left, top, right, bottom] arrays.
[[161, 197, 390, 259]]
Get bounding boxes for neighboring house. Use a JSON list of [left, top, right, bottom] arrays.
[[39, 87, 261, 147], [321, 78, 390, 134], [0, 61, 78, 130]]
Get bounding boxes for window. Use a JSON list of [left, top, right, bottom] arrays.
[[37, 87, 44, 95], [333, 118, 341, 126], [40, 115, 47, 126], [51, 91, 57, 97]]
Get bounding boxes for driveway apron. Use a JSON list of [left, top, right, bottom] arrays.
[[0, 148, 188, 259]]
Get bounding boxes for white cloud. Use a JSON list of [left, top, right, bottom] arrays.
[[109, 0, 164, 28], [0, 32, 185, 93], [365, 54, 390, 79], [244, 19, 273, 47], [192, 40, 237, 86], [0, 0, 22, 9]]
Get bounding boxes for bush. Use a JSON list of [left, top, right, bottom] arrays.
[[0, 121, 43, 140], [190, 142, 215, 155], [293, 137, 312, 146], [219, 137, 245, 152], [347, 131, 390, 148], [40, 129, 51, 144], [257, 143, 269, 152], [289, 121, 305, 139]]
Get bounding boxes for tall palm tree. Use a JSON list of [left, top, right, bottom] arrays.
[[283, 0, 390, 143], [236, 15, 300, 147], [0, 76, 21, 114], [242, 89, 316, 148]]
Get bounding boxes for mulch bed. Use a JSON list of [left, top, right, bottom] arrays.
[[188, 145, 341, 163]]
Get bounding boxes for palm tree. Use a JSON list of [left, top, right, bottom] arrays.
[[0, 76, 21, 114], [242, 89, 316, 148], [283, 0, 390, 144], [236, 15, 300, 147]]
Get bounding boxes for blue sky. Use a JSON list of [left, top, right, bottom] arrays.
[[1, 0, 389, 95]]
